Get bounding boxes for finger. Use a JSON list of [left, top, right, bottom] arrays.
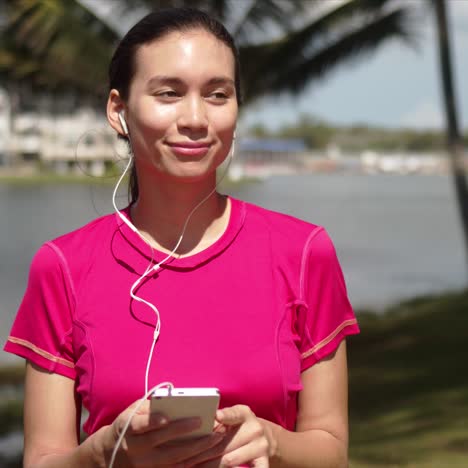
[[252, 455, 269, 468], [183, 430, 233, 466], [216, 405, 252, 426], [129, 398, 151, 416], [220, 439, 269, 468], [218, 419, 266, 456], [115, 399, 167, 436], [186, 422, 266, 468], [124, 411, 169, 435], [127, 417, 202, 451], [139, 432, 225, 466], [190, 457, 223, 468]]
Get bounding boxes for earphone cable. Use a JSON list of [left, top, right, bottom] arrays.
[[109, 134, 236, 466], [112, 135, 236, 393]]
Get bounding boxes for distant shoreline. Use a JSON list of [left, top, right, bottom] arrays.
[[0, 171, 119, 185], [0, 171, 259, 187]]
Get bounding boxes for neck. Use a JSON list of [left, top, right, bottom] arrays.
[[130, 172, 229, 256]]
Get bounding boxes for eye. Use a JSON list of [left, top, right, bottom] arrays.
[[155, 90, 180, 100], [207, 91, 229, 102]]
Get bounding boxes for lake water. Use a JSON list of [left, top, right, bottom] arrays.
[[1, 174, 466, 364]]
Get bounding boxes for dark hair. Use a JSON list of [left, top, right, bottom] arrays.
[[108, 7, 242, 204]]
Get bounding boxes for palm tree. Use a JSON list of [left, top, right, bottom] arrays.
[[434, 0, 468, 271], [0, 0, 414, 104]]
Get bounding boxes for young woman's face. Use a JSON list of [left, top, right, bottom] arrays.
[[123, 29, 238, 183]]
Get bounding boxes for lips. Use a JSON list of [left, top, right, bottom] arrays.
[[167, 142, 212, 157]]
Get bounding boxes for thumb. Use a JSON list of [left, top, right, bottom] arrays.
[[252, 455, 269, 468], [216, 405, 251, 426]]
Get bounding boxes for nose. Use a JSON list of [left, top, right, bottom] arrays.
[[177, 95, 209, 133]]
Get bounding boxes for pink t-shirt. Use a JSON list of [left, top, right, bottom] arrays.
[[5, 197, 359, 434]]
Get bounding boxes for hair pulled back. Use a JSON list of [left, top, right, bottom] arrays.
[[108, 7, 242, 204]]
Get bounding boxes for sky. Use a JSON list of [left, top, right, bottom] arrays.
[[240, 0, 468, 131], [80, 0, 468, 131]]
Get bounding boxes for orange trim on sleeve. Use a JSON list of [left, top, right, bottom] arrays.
[[300, 318, 358, 360], [7, 336, 75, 369]]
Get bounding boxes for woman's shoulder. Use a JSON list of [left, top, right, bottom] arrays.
[[232, 197, 336, 266], [237, 198, 323, 240], [31, 211, 120, 274], [49, 210, 119, 248]]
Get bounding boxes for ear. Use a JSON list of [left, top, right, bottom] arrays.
[[107, 89, 128, 137]]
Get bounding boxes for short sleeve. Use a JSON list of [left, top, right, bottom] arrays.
[[4, 242, 76, 379], [296, 228, 359, 371]]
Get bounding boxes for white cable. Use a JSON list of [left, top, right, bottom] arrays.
[[108, 134, 236, 467], [108, 381, 174, 468], [113, 140, 235, 393]]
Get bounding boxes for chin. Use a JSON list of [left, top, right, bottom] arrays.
[[160, 165, 217, 184], [176, 171, 217, 184], [165, 158, 226, 182]]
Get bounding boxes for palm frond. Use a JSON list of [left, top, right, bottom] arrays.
[[0, 0, 417, 105], [240, 3, 416, 102], [231, 0, 309, 43], [0, 0, 119, 95]]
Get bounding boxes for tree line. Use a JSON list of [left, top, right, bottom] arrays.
[[247, 114, 468, 153]]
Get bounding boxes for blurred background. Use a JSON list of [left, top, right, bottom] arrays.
[[0, 0, 467, 466]]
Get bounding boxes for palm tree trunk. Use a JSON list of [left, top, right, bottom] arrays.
[[434, 0, 468, 273]]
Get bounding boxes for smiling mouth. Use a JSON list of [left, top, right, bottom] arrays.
[[167, 142, 212, 157]]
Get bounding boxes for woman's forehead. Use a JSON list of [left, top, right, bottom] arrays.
[[133, 29, 235, 83]]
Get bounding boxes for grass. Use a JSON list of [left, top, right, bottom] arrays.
[[0, 170, 260, 188], [0, 366, 25, 386], [1, 289, 467, 467], [348, 289, 468, 467], [0, 400, 23, 437], [0, 172, 120, 186], [0, 366, 24, 438]]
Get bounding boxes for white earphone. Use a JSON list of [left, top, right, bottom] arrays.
[[118, 111, 129, 136], [108, 122, 237, 468]]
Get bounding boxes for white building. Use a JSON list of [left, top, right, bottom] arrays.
[[0, 85, 119, 175]]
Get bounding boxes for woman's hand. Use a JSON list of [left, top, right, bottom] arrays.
[[96, 399, 225, 468], [184, 405, 276, 467]]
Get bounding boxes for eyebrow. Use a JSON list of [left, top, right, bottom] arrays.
[[146, 75, 235, 88]]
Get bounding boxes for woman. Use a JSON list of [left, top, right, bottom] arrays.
[[4, 8, 359, 468]]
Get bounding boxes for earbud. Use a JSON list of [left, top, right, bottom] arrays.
[[230, 130, 236, 159], [118, 111, 129, 136]]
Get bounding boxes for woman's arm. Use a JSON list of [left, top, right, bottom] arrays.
[[265, 340, 349, 468], [23, 361, 101, 468]]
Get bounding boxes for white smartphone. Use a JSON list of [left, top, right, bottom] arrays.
[[150, 387, 220, 439]]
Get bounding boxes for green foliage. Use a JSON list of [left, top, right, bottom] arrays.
[[240, 0, 414, 103], [246, 114, 337, 149], [0, 0, 118, 94], [0, 400, 23, 437], [246, 115, 455, 152], [0, 0, 415, 104], [0, 454, 22, 468], [462, 131, 468, 147], [0, 366, 24, 386], [349, 289, 468, 467]]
